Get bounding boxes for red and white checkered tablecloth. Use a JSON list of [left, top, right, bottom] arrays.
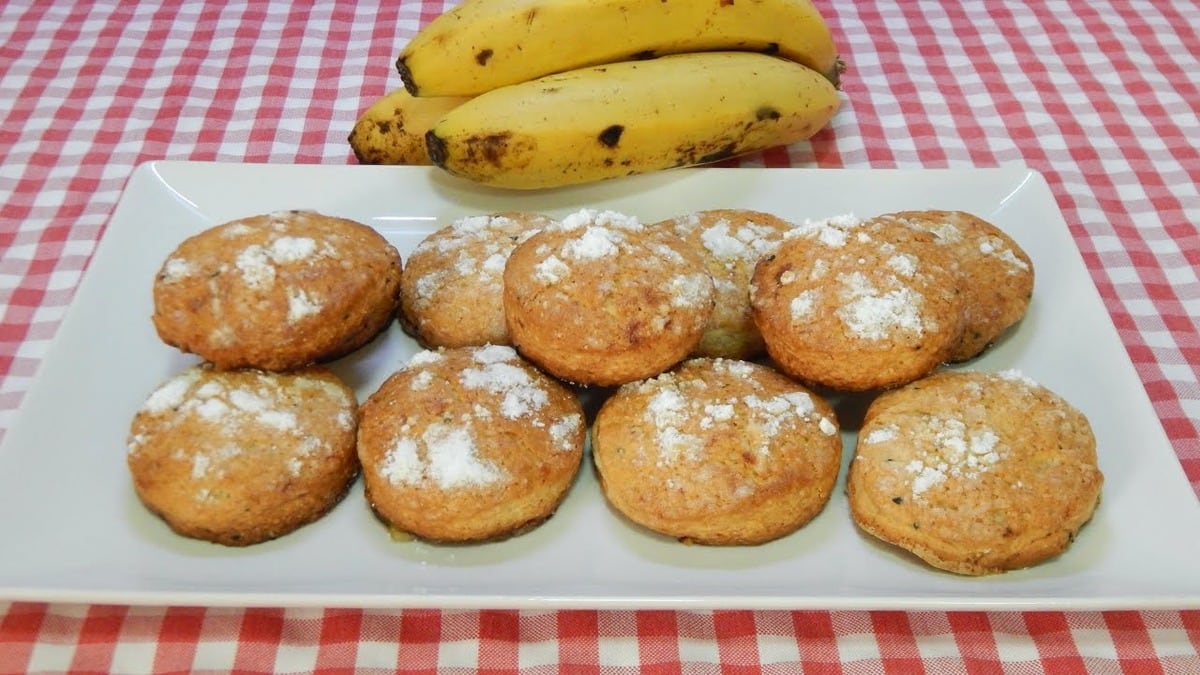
[[2, 0, 1198, 671]]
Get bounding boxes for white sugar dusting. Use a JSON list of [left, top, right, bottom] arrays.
[[258, 409, 298, 431], [559, 208, 641, 233], [787, 213, 860, 247], [662, 273, 712, 308], [194, 398, 229, 421], [639, 362, 837, 467], [534, 255, 570, 283], [699, 221, 751, 260], [473, 344, 517, 364], [287, 288, 322, 322], [904, 416, 1006, 498], [161, 257, 193, 281], [836, 272, 924, 339], [997, 369, 1039, 387], [980, 238, 1031, 271], [549, 414, 583, 452], [745, 391, 818, 438], [790, 289, 818, 322], [460, 359, 549, 420], [886, 253, 918, 277], [380, 423, 505, 489], [563, 226, 621, 260], [696, 218, 783, 263], [221, 223, 255, 238], [819, 417, 838, 436], [481, 252, 507, 274], [270, 236, 317, 263], [229, 388, 268, 414], [142, 369, 202, 413], [410, 370, 435, 391], [191, 454, 210, 479], [863, 425, 898, 444], [646, 387, 701, 466], [407, 350, 444, 367], [235, 245, 275, 289]]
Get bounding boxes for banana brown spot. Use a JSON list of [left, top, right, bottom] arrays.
[[756, 106, 781, 121], [598, 125, 624, 148], [466, 132, 512, 164], [475, 49, 494, 66], [699, 142, 738, 164]]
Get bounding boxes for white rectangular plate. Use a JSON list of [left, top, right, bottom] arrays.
[[2, 162, 1198, 611]]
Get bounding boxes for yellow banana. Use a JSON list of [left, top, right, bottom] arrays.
[[426, 51, 840, 190], [348, 88, 470, 165], [397, 0, 842, 97]]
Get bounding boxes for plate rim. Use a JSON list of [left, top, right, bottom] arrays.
[[1, 160, 1197, 611]]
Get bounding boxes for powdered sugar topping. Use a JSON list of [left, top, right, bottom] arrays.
[[380, 422, 504, 489], [786, 213, 861, 247], [836, 271, 925, 339], [637, 360, 838, 469], [459, 345, 550, 420], [898, 416, 1007, 499]]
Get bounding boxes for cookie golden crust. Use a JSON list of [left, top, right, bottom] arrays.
[[399, 212, 553, 349], [656, 209, 794, 360], [357, 345, 586, 543], [503, 209, 716, 387], [152, 210, 402, 371], [882, 210, 1034, 361], [592, 358, 842, 545], [127, 365, 359, 546], [750, 214, 965, 391], [847, 370, 1103, 575]]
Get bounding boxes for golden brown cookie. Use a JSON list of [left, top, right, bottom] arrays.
[[656, 209, 794, 359], [357, 344, 586, 543], [883, 210, 1033, 361], [127, 365, 359, 546], [847, 369, 1103, 575], [592, 358, 842, 545], [399, 212, 553, 348], [152, 210, 402, 371], [750, 214, 965, 391], [503, 208, 716, 386]]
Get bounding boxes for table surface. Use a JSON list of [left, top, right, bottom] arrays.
[[1, 0, 1197, 671]]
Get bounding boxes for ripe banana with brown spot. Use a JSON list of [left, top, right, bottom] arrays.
[[425, 52, 840, 190], [348, 88, 470, 165], [397, 0, 842, 97]]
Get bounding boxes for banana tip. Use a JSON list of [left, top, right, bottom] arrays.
[[395, 56, 420, 96]]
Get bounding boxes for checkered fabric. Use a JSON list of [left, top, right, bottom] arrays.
[[1, 0, 1197, 672]]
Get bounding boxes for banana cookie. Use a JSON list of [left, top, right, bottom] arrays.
[[657, 209, 794, 360], [750, 214, 965, 391], [503, 208, 716, 386], [882, 210, 1034, 362], [399, 212, 552, 349], [127, 365, 359, 546], [357, 344, 586, 543], [592, 358, 842, 545], [152, 210, 402, 371], [847, 369, 1102, 575]]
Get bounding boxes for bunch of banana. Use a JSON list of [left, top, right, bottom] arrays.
[[350, 0, 843, 189]]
